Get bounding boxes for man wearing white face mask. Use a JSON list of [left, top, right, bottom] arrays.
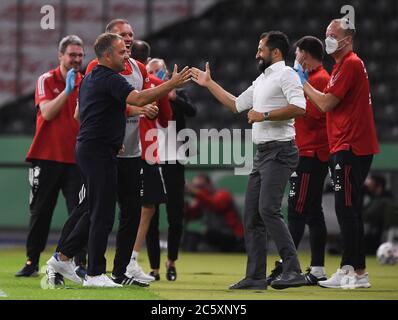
[[296, 18, 379, 289]]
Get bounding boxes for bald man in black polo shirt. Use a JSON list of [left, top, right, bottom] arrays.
[[47, 33, 191, 287]]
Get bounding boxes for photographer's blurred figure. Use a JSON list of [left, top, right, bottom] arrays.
[[183, 174, 244, 252], [363, 175, 394, 253]]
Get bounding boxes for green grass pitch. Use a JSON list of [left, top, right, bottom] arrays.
[[0, 247, 397, 300]]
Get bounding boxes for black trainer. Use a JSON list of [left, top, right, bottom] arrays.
[[149, 271, 160, 281], [15, 261, 39, 277], [166, 265, 177, 281], [270, 271, 307, 290], [229, 278, 267, 290], [111, 274, 149, 287], [304, 268, 327, 286], [266, 261, 283, 285]]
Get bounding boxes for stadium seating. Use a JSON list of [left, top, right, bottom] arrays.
[[0, 0, 396, 142]]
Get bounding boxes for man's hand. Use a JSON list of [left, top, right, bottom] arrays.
[[127, 105, 143, 117], [65, 69, 76, 95], [143, 103, 159, 120], [248, 109, 265, 124], [191, 62, 212, 87], [295, 63, 309, 85], [169, 65, 191, 88]]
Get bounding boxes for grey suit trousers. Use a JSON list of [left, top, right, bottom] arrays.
[[244, 140, 301, 279]]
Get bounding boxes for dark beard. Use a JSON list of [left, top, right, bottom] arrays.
[[257, 58, 271, 73]]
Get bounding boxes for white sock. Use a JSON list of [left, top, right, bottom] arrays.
[[132, 251, 139, 260], [310, 266, 325, 277]]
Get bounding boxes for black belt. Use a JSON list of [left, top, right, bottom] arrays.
[[256, 140, 295, 152]]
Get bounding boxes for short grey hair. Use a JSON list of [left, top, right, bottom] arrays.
[[332, 18, 356, 38], [58, 35, 84, 54], [94, 33, 123, 59], [148, 58, 166, 68], [105, 18, 130, 32]]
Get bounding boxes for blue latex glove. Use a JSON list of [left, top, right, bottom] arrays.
[[295, 63, 309, 85], [65, 69, 76, 95], [155, 68, 167, 81]]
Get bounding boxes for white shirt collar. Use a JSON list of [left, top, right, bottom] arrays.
[[263, 60, 286, 75]]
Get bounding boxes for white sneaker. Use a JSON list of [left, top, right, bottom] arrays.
[[47, 253, 82, 284], [45, 265, 56, 288], [318, 265, 354, 289], [353, 273, 371, 288], [125, 259, 155, 283], [83, 274, 122, 288]]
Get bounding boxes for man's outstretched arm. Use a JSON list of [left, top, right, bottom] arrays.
[[126, 65, 191, 107], [191, 62, 238, 113]]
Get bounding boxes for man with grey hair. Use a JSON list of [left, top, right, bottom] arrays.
[[296, 18, 379, 289], [47, 33, 191, 287], [16, 35, 86, 280]]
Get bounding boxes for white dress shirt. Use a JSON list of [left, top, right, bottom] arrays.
[[236, 61, 306, 144]]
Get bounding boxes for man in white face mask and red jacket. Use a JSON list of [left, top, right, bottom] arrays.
[[296, 18, 379, 289]]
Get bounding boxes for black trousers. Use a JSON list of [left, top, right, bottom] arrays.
[[112, 157, 142, 277], [26, 159, 86, 266], [146, 163, 185, 269], [59, 142, 118, 276], [330, 150, 373, 270], [55, 184, 88, 266], [287, 155, 329, 267]]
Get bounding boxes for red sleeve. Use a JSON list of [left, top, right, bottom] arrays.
[[325, 59, 355, 100], [196, 189, 233, 213], [306, 72, 330, 119], [157, 94, 173, 127], [85, 59, 99, 75], [136, 60, 150, 90], [147, 75, 173, 127], [35, 73, 55, 107]]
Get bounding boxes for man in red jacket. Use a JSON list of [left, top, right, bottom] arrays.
[[16, 35, 86, 279], [184, 173, 244, 252], [297, 18, 379, 289]]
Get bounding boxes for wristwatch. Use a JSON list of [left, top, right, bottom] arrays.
[[263, 112, 270, 121]]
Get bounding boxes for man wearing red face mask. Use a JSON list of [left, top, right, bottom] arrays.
[[296, 18, 379, 289]]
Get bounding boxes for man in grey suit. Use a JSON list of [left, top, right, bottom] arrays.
[[192, 31, 307, 290]]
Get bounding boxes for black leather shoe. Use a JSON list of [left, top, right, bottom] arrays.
[[270, 271, 307, 290], [166, 265, 177, 281], [229, 278, 267, 290], [15, 261, 39, 277], [149, 271, 160, 281], [266, 261, 283, 285]]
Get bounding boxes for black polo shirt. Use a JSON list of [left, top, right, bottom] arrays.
[[77, 65, 134, 150]]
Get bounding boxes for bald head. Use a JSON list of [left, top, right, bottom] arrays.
[[130, 40, 151, 64], [327, 18, 356, 39]]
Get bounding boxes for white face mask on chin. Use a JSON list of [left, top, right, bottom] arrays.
[[325, 36, 349, 55]]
